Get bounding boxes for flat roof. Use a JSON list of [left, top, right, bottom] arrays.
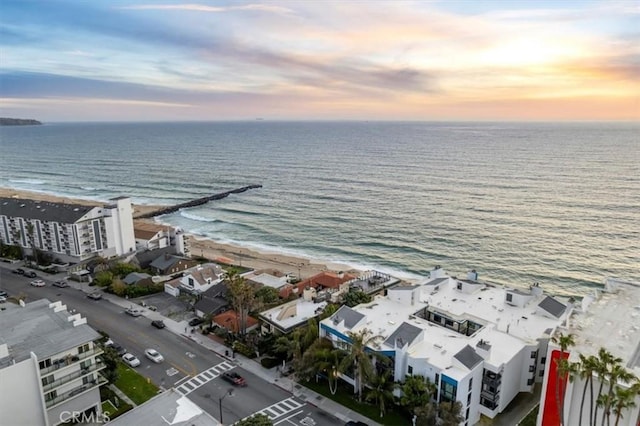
[[568, 278, 640, 374], [323, 273, 566, 370], [260, 299, 328, 331], [107, 389, 219, 426], [0, 299, 100, 367], [0, 197, 95, 224]]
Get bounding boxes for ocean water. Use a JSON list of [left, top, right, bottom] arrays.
[[1, 121, 638, 297]]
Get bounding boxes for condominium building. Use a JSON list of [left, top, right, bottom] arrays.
[[320, 267, 572, 426], [538, 278, 640, 426], [0, 299, 106, 426], [0, 196, 136, 263]]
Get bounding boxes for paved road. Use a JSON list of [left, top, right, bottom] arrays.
[[0, 265, 345, 426]]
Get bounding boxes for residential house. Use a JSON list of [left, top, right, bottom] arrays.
[[0, 299, 107, 426], [149, 254, 197, 276], [279, 270, 358, 299], [0, 196, 135, 263], [133, 220, 189, 257], [244, 268, 291, 291], [213, 310, 259, 334], [259, 287, 328, 335], [320, 267, 571, 426], [122, 272, 153, 286], [193, 283, 230, 319]]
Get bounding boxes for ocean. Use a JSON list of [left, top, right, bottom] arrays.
[[1, 121, 638, 297]]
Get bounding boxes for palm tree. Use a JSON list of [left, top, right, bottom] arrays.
[[593, 348, 622, 425], [601, 364, 635, 426], [365, 369, 395, 418], [612, 384, 639, 426], [226, 269, 257, 336], [577, 354, 598, 426], [399, 375, 436, 415], [339, 328, 382, 402], [552, 332, 575, 425], [274, 330, 302, 369], [297, 337, 343, 391]]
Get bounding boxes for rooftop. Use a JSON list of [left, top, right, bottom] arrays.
[[0, 197, 95, 224], [107, 389, 220, 426], [260, 299, 328, 332], [0, 299, 100, 368], [568, 278, 640, 375]]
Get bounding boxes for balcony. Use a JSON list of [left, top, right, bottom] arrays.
[[45, 374, 107, 409], [481, 390, 500, 402], [40, 347, 103, 376], [42, 361, 106, 392]]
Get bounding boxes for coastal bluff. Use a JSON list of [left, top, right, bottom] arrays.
[[136, 185, 263, 219], [0, 118, 42, 126]]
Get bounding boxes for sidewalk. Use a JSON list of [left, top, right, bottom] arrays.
[[93, 289, 379, 426]]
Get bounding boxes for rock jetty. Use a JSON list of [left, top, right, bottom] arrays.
[[136, 185, 262, 218], [0, 118, 42, 126]]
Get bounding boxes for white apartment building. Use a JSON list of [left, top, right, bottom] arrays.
[[538, 278, 640, 426], [0, 299, 106, 426], [133, 220, 189, 256], [0, 196, 136, 263], [320, 267, 572, 426]]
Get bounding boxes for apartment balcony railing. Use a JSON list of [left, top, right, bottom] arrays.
[[40, 347, 103, 376], [481, 390, 500, 402], [45, 374, 107, 409], [42, 361, 105, 392]]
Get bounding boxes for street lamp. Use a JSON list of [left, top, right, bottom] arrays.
[[218, 388, 234, 425]]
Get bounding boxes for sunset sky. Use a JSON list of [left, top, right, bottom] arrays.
[[1, 0, 638, 121]]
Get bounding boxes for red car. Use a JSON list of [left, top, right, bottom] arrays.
[[221, 371, 246, 386]]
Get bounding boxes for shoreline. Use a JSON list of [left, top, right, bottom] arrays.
[[0, 187, 361, 279]]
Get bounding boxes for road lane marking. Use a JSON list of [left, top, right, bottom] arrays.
[[166, 367, 179, 377], [250, 397, 305, 421], [175, 361, 235, 396], [272, 410, 304, 425]]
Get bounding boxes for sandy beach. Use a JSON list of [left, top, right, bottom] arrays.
[[1, 187, 360, 279]]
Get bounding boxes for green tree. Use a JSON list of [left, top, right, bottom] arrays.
[[575, 354, 598, 426], [551, 332, 575, 426], [593, 348, 622, 425], [414, 402, 438, 426], [255, 286, 279, 305], [600, 364, 635, 426], [339, 328, 382, 402], [365, 369, 395, 418], [319, 303, 339, 320], [234, 413, 272, 426], [273, 330, 302, 370], [439, 401, 465, 426], [226, 269, 257, 336], [612, 382, 639, 426], [95, 271, 114, 287], [101, 346, 120, 384], [343, 289, 372, 307], [297, 338, 344, 393], [110, 262, 140, 277], [399, 375, 436, 415]]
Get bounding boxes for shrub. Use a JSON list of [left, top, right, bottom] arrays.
[[233, 341, 256, 358], [261, 357, 281, 369]]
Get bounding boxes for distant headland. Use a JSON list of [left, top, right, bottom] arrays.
[[0, 118, 43, 126]]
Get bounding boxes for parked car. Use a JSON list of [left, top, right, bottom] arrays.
[[345, 422, 369, 426], [0, 290, 7, 298], [87, 292, 102, 300], [110, 344, 126, 356], [144, 348, 164, 363], [188, 318, 204, 327], [151, 320, 166, 329], [221, 371, 246, 386], [125, 307, 143, 317], [0, 295, 6, 303], [52, 280, 69, 288], [30, 279, 46, 287], [25, 271, 37, 278], [13, 268, 25, 275], [122, 353, 140, 367]]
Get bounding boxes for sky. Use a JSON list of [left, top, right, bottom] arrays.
[[1, 0, 638, 122]]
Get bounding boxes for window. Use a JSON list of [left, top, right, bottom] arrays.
[[541, 357, 547, 365], [78, 343, 90, 354], [527, 378, 534, 386], [42, 375, 54, 386], [408, 365, 413, 375], [529, 365, 535, 372], [531, 350, 537, 359], [39, 359, 52, 370], [467, 393, 472, 405], [540, 370, 545, 377], [468, 377, 473, 391], [466, 408, 470, 420], [439, 380, 457, 403], [45, 391, 57, 402], [506, 293, 513, 302], [81, 360, 91, 370], [457, 282, 462, 290]]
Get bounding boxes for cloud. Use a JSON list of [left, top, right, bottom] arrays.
[[121, 3, 294, 15]]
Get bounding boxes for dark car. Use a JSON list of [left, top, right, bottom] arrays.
[[151, 320, 166, 329], [345, 422, 369, 426], [13, 268, 25, 275], [112, 344, 126, 356], [221, 371, 246, 386], [0, 290, 8, 298], [188, 318, 204, 327], [25, 271, 37, 278]]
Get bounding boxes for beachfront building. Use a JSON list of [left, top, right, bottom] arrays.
[[259, 287, 328, 335], [537, 278, 640, 426], [164, 263, 224, 296], [319, 267, 572, 426], [279, 271, 358, 299], [0, 299, 106, 426], [149, 253, 198, 276], [244, 268, 292, 292], [0, 196, 135, 263], [133, 220, 189, 257]]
